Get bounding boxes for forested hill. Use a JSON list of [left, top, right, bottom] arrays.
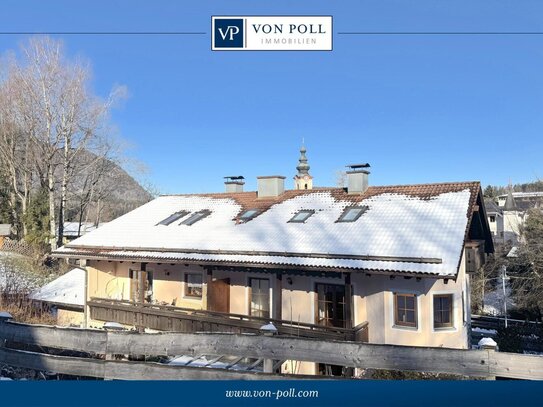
[[484, 180, 543, 198], [64, 149, 154, 225]]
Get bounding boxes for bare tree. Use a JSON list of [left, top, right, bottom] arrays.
[[10, 37, 126, 250], [0, 58, 35, 237]]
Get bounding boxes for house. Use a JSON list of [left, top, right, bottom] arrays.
[[62, 222, 104, 244], [53, 147, 493, 375], [484, 199, 504, 244], [485, 188, 543, 245], [30, 268, 85, 326], [496, 191, 543, 209], [0, 224, 11, 248]]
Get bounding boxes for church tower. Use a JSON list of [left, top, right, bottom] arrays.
[[294, 144, 313, 190]]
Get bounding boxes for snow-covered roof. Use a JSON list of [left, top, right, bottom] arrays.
[[54, 183, 482, 278], [498, 191, 543, 199], [63, 222, 98, 237], [30, 268, 85, 307]]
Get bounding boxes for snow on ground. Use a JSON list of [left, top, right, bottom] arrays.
[[0, 252, 47, 293], [472, 327, 497, 335], [483, 281, 516, 316], [167, 355, 261, 371]]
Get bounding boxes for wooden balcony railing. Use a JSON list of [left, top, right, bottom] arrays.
[[88, 298, 369, 342]]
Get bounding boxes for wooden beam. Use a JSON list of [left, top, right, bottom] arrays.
[[5, 321, 543, 379], [59, 245, 443, 264], [205, 269, 213, 311], [0, 347, 293, 380], [275, 271, 282, 320], [344, 273, 353, 329]]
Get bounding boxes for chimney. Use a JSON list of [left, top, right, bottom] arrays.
[[257, 176, 285, 198], [346, 163, 370, 194], [224, 176, 245, 193]]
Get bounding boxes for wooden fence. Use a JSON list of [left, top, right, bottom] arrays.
[[1, 319, 543, 380]]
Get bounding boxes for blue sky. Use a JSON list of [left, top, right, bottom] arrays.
[[1, 1, 543, 194]]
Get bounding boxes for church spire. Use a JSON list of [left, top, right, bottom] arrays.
[[294, 142, 313, 190], [296, 144, 310, 176], [504, 183, 517, 211]]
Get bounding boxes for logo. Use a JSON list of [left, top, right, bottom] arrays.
[[213, 18, 244, 49], [212, 16, 333, 51]]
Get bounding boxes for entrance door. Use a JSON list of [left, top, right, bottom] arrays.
[[315, 283, 349, 377], [208, 278, 230, 313]]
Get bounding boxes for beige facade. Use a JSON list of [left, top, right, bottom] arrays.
[[84, 250, 471, 366], [56, 308, 84, 327]]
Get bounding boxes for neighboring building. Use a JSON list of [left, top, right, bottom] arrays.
[[63, 222, 106, 244], [484, 199, 504, 244], [501, 189, 524, 244], [0, 224, 11, 248], [30, 268, 85, 326], [53, 150, 493, 375], [485, 188, 543, 246], [496, 191, 543, 210]]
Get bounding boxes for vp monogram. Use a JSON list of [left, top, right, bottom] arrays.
[[218, 25, 240, 41], [213, 18, 244, 49]]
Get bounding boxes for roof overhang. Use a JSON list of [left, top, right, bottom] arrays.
[[53, 247, 454, 279]]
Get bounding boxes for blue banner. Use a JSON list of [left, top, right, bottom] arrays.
[[1, 380, 542, 407]]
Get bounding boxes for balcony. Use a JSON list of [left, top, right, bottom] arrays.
[[88, 298, 369, 342]]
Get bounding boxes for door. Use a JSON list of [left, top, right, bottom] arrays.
[[315, 283, 349, 377], [208, 278, 230, 313], [315, 283, 346, 328]]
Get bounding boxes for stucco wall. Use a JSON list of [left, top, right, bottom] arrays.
[[86, 255, 470, 350], [56, 308, 84, 327]]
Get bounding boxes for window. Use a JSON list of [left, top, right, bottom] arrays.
[[394, 293, 417, 328], [157, 211, 189, 226], [337, 206, 368, 223], [288, 210, 315, 223], [489, 215, 496, 223], [185, 273, 203, 298], [249, 278, 270, 318], [316, 284, 346, 328], [238, 209, 259, 222], [434, 294, 453, 329], [180, 210, 211, 226]]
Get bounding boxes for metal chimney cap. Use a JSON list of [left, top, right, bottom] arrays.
[[346, 163, 371, 169]]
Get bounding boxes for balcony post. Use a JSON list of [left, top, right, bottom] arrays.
[[345, 273, 353, 329], [275, 271, 282, 320], [205, 268, 213, 310], [137, 262, 147, 332]]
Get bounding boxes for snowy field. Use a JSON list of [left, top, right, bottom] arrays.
[[0, 252, 49, 293]]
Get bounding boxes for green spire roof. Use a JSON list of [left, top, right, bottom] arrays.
[[296, 144, 310, 176]]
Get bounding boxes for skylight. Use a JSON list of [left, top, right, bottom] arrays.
[[156, 211, 189, 226], [337, 206, 368, 223], [288, 210, 315, 223], [238, 209, 259, 222], [180, 210, 211, 226]]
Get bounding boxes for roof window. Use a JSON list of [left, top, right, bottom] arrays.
[[337, 206, 368, 223], [156, 211, 189, 226], [288, 210, 315, 223], [180, 210, 211, 226], [238, 209, 260, 223]]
